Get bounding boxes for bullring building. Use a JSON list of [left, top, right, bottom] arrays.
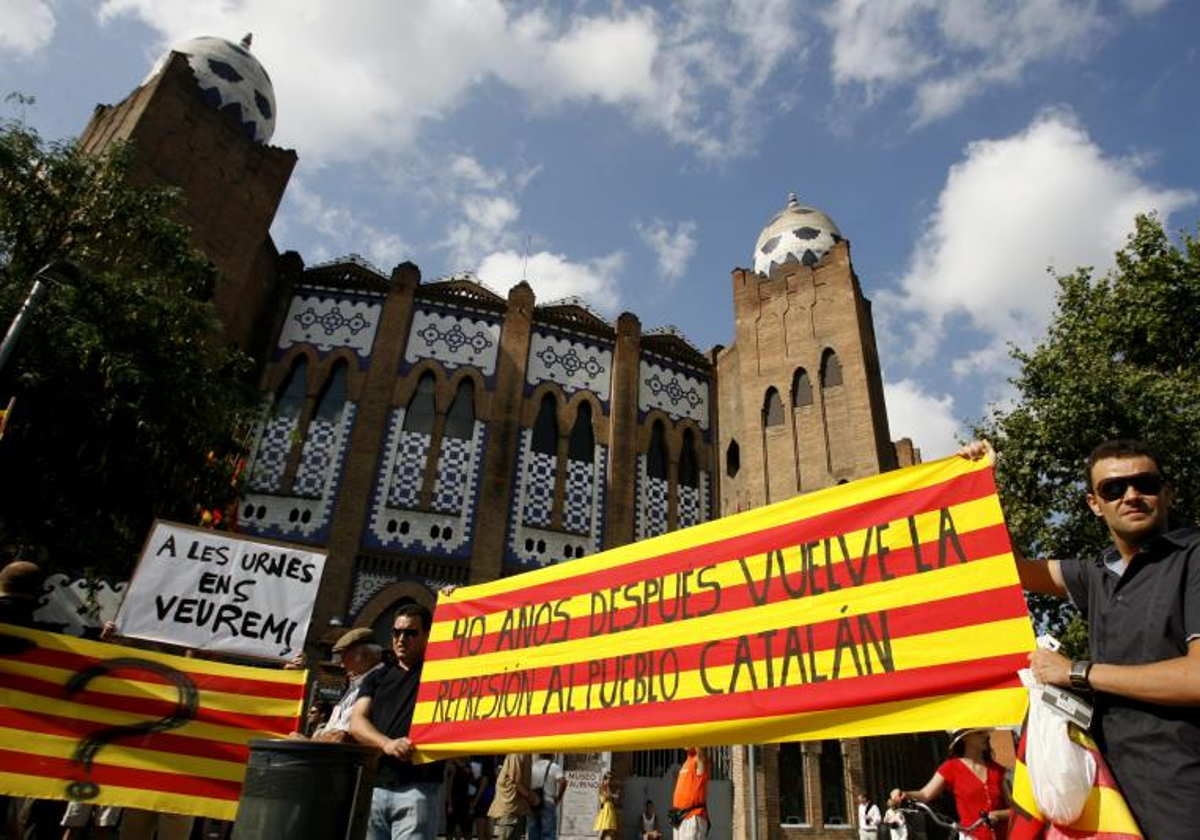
[[75, 34, 941, 840]]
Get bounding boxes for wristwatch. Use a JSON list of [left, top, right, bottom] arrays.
[[1068, 659, 1093, 691]]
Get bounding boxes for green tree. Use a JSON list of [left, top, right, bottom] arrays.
[[975, 213, 1200, 638], [0, 119, 256, 576]]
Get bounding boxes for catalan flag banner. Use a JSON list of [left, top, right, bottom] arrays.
[[1010, 722, 1142, 839], [0, 623, 305, 820], [411, 454, 1035, 759]]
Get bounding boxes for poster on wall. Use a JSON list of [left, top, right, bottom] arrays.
[[114, 520, 327, 661], [559, 752, 611, 840]]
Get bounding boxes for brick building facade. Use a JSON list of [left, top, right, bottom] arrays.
[[77, 36, 945, 840]]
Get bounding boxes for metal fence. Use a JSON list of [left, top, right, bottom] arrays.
[[629, 746, 732, 781]]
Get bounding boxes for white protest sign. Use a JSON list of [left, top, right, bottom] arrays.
[[115, 520, 327, 660]]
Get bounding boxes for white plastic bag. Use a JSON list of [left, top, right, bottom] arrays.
[[1020, 668, 1096, 824]]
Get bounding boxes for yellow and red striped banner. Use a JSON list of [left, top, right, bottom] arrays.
[[0, 623, 305, 820], [411, 454, 1036, 759]]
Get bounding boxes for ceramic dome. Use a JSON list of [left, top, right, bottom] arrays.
[[150, 34, 276, 144], [753, 193, 843, 276]]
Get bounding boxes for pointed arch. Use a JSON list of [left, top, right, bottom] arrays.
[[763, 386, 784, 427], [313, 360, 348, 422], [679, 428, 698, 489], [647, 420, 668, 480], [567, 402, 594, 463], [275, 356, 309, 419], [820, 348, 843, 388], [443, 379, 475, 440], [726, 439, 740, 478], [403, 373, 437, 434], [792, 368, 814, 407], [531, 394, 559, 455]]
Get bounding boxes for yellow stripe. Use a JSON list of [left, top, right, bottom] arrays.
[[0, 659, 301, 717], [0, 771, 238, 821], [0, 728, 246, 781], [2, 688, 293, 744], [436, 454, 992, 606], [414, 617, 1031, 724], [412, 685, 1026, 760], [423, 552, 1026, 681], [1013, 756, 1142, 836]]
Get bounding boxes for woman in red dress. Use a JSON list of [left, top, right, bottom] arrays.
[[889, 728, 1011, 840]]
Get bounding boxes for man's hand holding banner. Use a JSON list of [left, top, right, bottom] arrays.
[[412, 453, 1036, 758]]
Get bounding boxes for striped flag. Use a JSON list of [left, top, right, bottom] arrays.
[[0, 623, 305, 820], [411, 453, 1035, 759], [1009, 720, 1142, 839]]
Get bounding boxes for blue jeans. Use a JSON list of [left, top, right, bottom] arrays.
[[368, 782, 441, 840], [528, 803, 557, 840]]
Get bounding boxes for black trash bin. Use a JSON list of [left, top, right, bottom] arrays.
[[232, 739, 378, 840]]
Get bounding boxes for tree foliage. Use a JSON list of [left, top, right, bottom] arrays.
[[975, 213, 1200, 636], [0, 119, 256, 575]]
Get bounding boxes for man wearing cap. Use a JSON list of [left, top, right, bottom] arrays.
[[961, 438, 1200, 839], [312, 627, 384, 743], [0, 559, 44, 627], [351, 603, 443, 840]]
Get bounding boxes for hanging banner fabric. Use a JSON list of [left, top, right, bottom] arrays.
[[0, 623, 305, 820], [411, 454, 1035, 759]]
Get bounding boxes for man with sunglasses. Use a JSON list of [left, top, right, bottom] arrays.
[[351, 603, 444, 840], [962, 438, 1200, 839]]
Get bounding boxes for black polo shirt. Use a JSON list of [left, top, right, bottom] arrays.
[[1061, 525, 1200, 840], [359, 661, 443, 788]]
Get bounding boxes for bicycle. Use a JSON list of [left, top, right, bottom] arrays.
[[897, 800, 991, 836]]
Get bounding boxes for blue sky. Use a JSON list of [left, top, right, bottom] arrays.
[[4, 0, 1198, 458]]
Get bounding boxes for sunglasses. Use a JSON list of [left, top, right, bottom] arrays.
[[1095, 472, 1164, 502], [391, 627, 423, 639]]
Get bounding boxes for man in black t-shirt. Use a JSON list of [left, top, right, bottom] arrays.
[[351, 603, 443, 840]]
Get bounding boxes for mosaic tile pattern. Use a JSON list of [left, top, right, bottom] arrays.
[[639, 359, 709, 429], [293, 408, 352, 497], [387, 429, 432, 509], [277, 292, 381, 356], [405, 309, 501, 376], [522, 449, 557, 528], [563, 459, 595, 534], [349, 571, 393, 617], [526, 331, 612, 401], [431, 436, 471, 513], [636, 453, 671, 541], [239, 494, 333, 544], [246, 412, 298, 493], [677, 472, 710, 529]]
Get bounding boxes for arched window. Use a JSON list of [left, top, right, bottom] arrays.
[[792, 368, 813, 407], [313, 361, 347, 422], [726, 439, 740, 478], [568, 402, 594, 462], [647, 421, 668, 480], [679, 428, 698, 488], [819, 739, 847, 825], [443, 380, 475, 440], [531, 394, 558, 455], [275, 357, 308, 419], [821, 349, 843, 388], [403, 373, 436, 434], [763, 387, 784, 427]]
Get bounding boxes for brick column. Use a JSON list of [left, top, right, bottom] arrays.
[[470, 282, 536, 583], [604, 312, 641, 548]]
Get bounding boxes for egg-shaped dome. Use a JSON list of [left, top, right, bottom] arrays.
[[753, 193, 843, 276], [149, 34, 276, 144]]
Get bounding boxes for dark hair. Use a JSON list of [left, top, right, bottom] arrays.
[[1084, 439, 1166, 488], [393, 602, 433, 631]]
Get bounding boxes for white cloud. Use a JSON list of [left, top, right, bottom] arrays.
[[476, 250, 623, 313], [0, 0, 56, 56], [884, 379, 963, 459], [823, 0, 1120, 124], [880, 109, 1196, 374], [98, 0, 807, 162], [275, 178, 406, 271], [635, 218, 698, 285]]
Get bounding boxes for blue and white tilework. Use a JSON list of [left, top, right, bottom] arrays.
[[278, 292, 381, 357], [364, 411, 486, 558], [635, 453, 671, 541], [563, 459, 594, 534], [245, 411, 298, 493], [522, 450, 557, 528], [526, 331, 612, 402], [677, 472, 710, 529], [293, 405, 355, 497], [404, 309, 501, 377], [639, 358, 709, 430], [507, 432, 607, 568]]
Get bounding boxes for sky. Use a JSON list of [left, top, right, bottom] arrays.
[[3, 0, 1198, 458]]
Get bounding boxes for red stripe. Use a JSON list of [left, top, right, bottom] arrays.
[[428, 521, 1016, 661], [7, 646, 303, 700], [409, 651, 1027, 743], [0, 672, 298, 734], [436, 468, 999, 623], [419, 583, 1028, 704], [0, 749, 242, 801], [0, 708, 251, 765]]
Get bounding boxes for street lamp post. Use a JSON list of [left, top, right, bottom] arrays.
[[0, 260, 79, 376]]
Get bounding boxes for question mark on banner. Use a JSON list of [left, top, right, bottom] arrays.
[[64, 657, 199, 801]]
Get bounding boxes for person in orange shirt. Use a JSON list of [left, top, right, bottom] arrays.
[[671, 747, 709, 840]]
